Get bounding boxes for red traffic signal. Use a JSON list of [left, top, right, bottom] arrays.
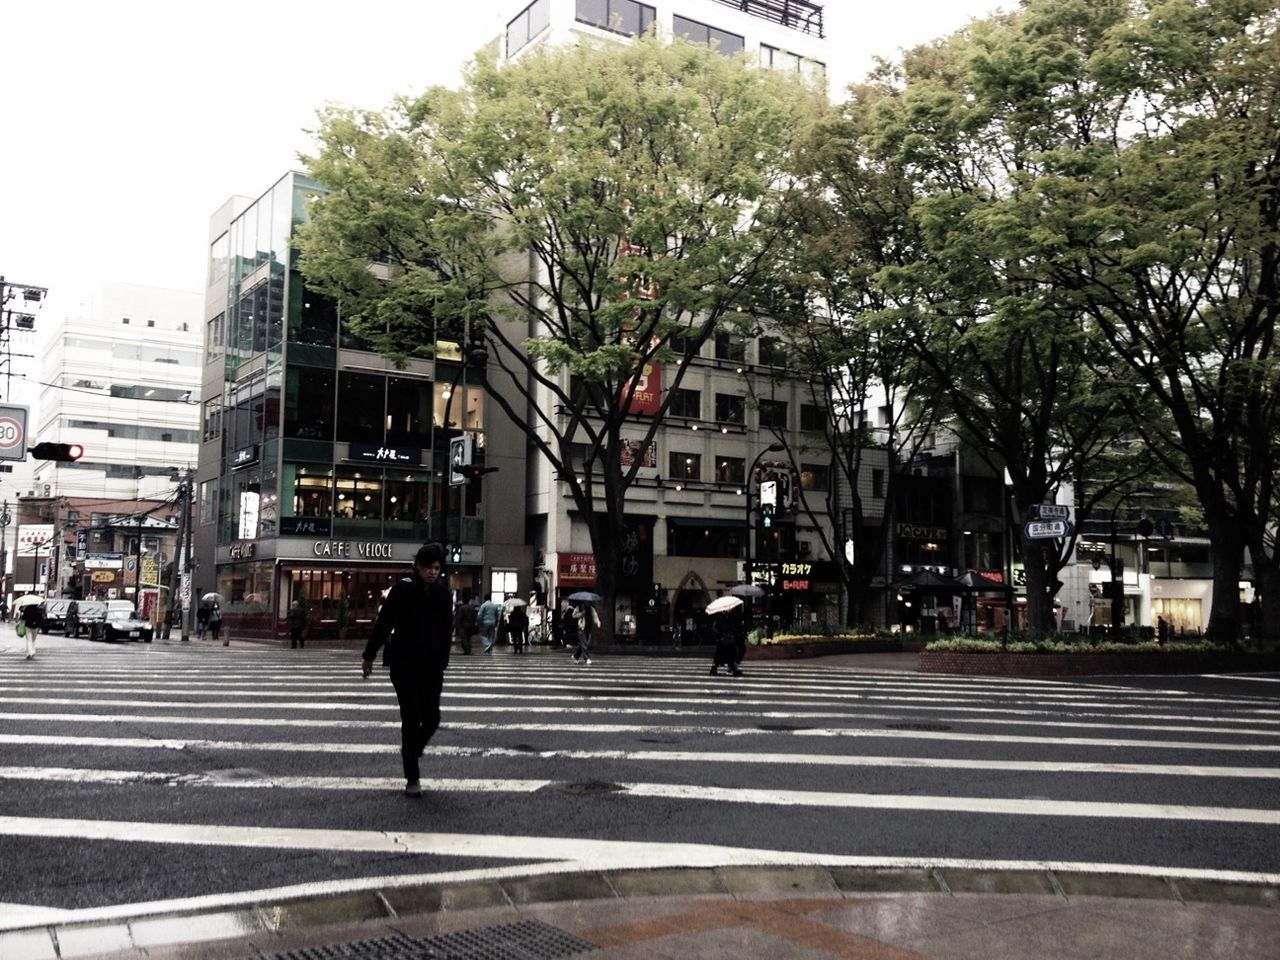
[[30, 442, 85, 462]]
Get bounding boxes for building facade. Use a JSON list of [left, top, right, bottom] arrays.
[[197, 173, 531, 642]]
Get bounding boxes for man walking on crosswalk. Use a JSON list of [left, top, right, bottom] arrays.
[[361, 542, 453, 797]]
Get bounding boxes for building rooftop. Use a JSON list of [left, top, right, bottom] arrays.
[[709, 0, 824, 38]]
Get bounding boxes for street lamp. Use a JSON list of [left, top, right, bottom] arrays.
[[1108, 490, 1153, 631]]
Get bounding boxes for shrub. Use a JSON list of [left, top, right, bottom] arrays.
[[925, 637, 1218, 654]]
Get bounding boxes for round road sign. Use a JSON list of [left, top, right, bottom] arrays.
[[0, 416, 24, 452]]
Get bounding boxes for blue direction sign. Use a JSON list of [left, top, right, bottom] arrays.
[[1025, 519, 1072, 540]]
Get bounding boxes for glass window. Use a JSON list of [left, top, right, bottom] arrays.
[[209, 232, 229, 287], [673, 16, 743, 55], [289, 276, 337, 347], [800, 403, 826, 431], [384, 470, 430, 526], [714, 332, 746, 362], [335, 372, 384, 442], [800, 463, 829, 491], [198, 480, 216, 525], [715, 393, 744, 424], [670, 332, 699, 358], [287, 463, 334, 518], [576, 0, 655, 36], [758, 399, 788, 429], [872, 468, 885, 499], [335, 467, 383, 520], [669, 387, 700, 419], [206, 313, 224, 364], [284, 368, 335, 441], [387, 376, 433, 447], [507, 0, 550, 56], [716, 456, 745, 484], [669, 451, 701, 481], [758, 336, 787, 367], [203, 397, 222, 442]]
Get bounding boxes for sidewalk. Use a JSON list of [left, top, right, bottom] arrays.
[[3, 864, 1276, 959]]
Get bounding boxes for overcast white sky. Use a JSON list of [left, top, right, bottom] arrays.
[[0, 1, 1007, 318]]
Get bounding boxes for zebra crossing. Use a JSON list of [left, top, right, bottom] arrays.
[[0, 632, 1277, 930]]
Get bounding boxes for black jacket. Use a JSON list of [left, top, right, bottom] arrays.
[[363, 575, 452, 672]]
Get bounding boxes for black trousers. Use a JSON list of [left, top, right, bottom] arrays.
[[390, 667, 445, 783]]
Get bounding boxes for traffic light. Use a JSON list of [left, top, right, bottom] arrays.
[[760, 503, 774, 529], [449, 544, 463, 563], [30, 442, 84, 462]]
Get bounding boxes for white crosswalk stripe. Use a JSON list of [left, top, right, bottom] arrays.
[[0, 637, 1277, 930]]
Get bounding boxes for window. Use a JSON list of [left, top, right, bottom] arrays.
[[335, 372, 384, 442], [669, 387, 700, 419], [288, 463, 334, 518], [386, 376, 433, 447], [209, 232, 230, 287], [576, 0, 655, 37], [206, 313, 224, 363], [758, 399, 788, 429], [800, 463, 829, 491], [673, 15, 744, 55], [758, 336, 786, 367], [715, 393, 744, 424], [199, 480, 217, 525], [669, 451, 701, 481], [716, 456, 745, 484], [507, 0, 550, 56], [334, 466, 383, 520], [714, 332, 746, 362], [283, 368, 335, 441], [800, 403, 826, 431], [761, 44, 802, 73], [670, 332, 699, 358], [872, 468, 885, 499]]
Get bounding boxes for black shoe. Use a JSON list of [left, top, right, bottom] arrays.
[[731, 669, 743, 677], [709, 667, 718, 675]]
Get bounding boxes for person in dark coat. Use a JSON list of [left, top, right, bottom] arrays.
[[507, 603, 529, 654], [710, 611, 743, 677], [362, 542, 453, 797], [288, 599, 308, 648], [453, 595, 476, 655]]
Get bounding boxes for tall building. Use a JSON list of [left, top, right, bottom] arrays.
[[197, 173, 530, 642], [34, 282, 202, 501], [499, 0, 840, 639]]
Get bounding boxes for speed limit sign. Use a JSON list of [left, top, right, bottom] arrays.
[[0, 404, 28, 462]]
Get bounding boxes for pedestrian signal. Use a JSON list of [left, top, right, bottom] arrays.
[[30, 442, 84, 462], [761, 503, 774, 529], [449, 544, 463, 563]]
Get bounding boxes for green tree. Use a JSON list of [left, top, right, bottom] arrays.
[[820, 1, 1139, 634], [1008, 0, 1280, 644], [298, 36, 823, 638]]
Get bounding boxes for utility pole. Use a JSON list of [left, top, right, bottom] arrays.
[[182, 470, 194, 641], [165, 468, 194, 640]]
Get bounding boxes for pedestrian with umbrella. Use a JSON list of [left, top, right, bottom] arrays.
[[15, 594, 42, 660], [566, 591, 601, 664], [504, 598, 529, 654], [706, 595, 745, 676]]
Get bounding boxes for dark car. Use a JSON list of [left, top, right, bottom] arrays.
[[89, 609, 154, 643], [66, 600, 108, 638], [38, 599, 73, 634]]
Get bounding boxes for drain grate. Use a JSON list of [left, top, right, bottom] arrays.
[[419, 918, 596, 958], [261, 932, 424, 959], [261, 921, 595, 960]]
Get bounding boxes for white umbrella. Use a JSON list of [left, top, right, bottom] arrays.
[[201, 592, 222, 604], [11, 595, 42, 609], [503, 598, 528, 611], [706, 595, 744, 615]]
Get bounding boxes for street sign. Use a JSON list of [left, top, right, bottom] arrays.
[[1025, 519, 1071, 540], [1033, 504, 1070, 520], [760, 479, 777, 508], [0, 404, 28, 462]]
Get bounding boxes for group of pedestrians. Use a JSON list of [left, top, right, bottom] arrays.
[[452, 594, 533, 655], [195, 603, 224, 644]]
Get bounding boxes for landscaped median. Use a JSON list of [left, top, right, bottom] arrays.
[[920, 637, 1280, 676], [744, 632, 904, 660]]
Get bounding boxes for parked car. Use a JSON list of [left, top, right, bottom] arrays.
[[38, 599, 73, 634], [66, 600, 108, 638], [89, 609, 154, 643]]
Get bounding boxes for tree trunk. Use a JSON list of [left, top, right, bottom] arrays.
[[1206, 522, 1244, 646], [1022, 536, 1056, 634]]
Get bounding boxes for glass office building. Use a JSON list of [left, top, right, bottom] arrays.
[[197, 172, 507, 642]]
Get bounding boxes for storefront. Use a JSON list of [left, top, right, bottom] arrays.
[[216, 536, 482, 642]]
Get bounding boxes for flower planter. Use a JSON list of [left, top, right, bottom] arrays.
[[746, 637, 901, 660], [919, 649, 1280, 677]]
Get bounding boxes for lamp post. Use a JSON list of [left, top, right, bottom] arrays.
[[1108, 490, 1153, 631]]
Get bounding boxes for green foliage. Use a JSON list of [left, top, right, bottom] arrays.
[[925, 637, 1217, 654], [755, 632, 878, 646]]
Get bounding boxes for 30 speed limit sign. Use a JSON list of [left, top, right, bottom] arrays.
[[0, 404, 28, 462]]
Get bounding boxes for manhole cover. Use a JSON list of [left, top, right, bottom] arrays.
[[545, 780, 626, 796], [261, 920, 595, 959], [885, 722, 952, 732]]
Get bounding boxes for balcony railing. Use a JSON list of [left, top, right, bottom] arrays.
[[709, 0, 824, 38]]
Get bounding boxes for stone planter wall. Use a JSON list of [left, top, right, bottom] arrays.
[[919, 649, 1280, 677], [746, 638, 902, 660]]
